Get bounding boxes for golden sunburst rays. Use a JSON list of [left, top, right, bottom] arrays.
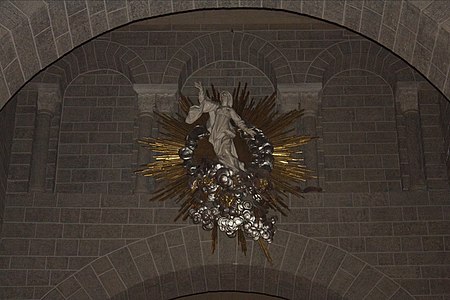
[[231, 83, 318, 200], [135, 82, 317, 263]]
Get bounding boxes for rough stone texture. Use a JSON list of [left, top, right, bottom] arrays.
[[0, 97, 17, 233], [37, 226, 414, 300], [56, 71, 137, 194], [439, 95, 450, 186], [0, 1, 448, 110], [182, 61, 273, 100], [320, 70, 401, 193], [0, 191, 449, 298], [0, 5, 449, 300], [6, 90, 61, 194]]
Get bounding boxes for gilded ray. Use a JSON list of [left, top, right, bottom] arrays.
[[135, 82, 318, 262]]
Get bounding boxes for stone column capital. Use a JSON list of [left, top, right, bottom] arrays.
[[133, 84, 178, 115], [36, 83, 61, 115], [277, 84, 300, 112], [396, 81, 418, 114], [278, 83, 322, 116]]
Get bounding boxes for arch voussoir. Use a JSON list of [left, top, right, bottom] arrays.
[[41, 226, 413, 300], [163, 32, 292, 89]]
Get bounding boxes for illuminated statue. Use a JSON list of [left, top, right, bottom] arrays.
[[185, 82, 256, 172]]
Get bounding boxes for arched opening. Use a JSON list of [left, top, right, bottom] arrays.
[[0, 6, 448, 300], [0, 4, 449, 111], [41, 227, 413, 300], [174, 291, 283, 300]]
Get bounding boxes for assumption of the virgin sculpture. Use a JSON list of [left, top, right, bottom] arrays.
[[186, 82, 256, 172]]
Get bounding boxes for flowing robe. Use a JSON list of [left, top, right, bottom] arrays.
[[186, 96, 248, 172]]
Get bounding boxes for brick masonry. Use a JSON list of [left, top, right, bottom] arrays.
[[319, 70, 401, 193], [1, 1, 450, 110], [0, 97, 16, 233], [56, 71, 137, 195], [0, 192, 449, 299], [0, 10, 449, 300], [182, 61, 273, 100], [6, 90, 61, 194]]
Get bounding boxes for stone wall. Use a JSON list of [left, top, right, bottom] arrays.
[[6, 90, 61, 194], [439, 96, 450, 185], [320, 70, 400, 193], [0, 98, 16, 231], [0, 17, 449, 300], [56, 71, 137, 194], [1, 191, 449, 298], [182, 61, 273, 100]]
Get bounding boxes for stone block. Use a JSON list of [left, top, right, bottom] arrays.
[[328, 222, 359, 237], [63, 107, 89, 121], [84, 225, 122, 238], [56, 239, 78, 256], [0, 270, 27, 287], [108, 182, 132, 194], [428, 221, 450, 235], [309, 208, 339, 223], [58, 155, 89, 168], [89, 132, 121, 143], [101, 194, 139, 207], [360, 223, 393, 236], [36, 224, 63, 238], [25, 208, 59, 222], [10, 256, 45, 269], [101, 209, 128, 223], [422, 236, 444, 251], [393, 222, 428, 236], [80, 209, 101, 223], [345, 155, 382, 168], [339, 237, 365, 252], [46, 257, 68, 270], [62, 224, 83, 238], [89, 107, 113, 121], [417, 206, 443, 220], [91, 256, 113, 275], [2, 223, 36, 238], [29, 239, 56, 256], [366, 237, 401, 252], [71, 169, 101, 182], [89, 155, 112, 168], [74, 265, 109, 299], [58, 193, 100, 207], [81, 144, 108, 155], [68, 8, 92, 45], [35, 27, 58, 67], [0, 239, 29, 255]]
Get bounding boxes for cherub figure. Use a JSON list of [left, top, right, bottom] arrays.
[[186, 82, 256, 172]]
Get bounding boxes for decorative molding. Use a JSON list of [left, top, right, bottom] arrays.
[[36, 83, 61, 115], [277, 83, 322, 115], [396, 82, 419, 114], [136, 94, 156, 116], [133, 84, 178, 115]]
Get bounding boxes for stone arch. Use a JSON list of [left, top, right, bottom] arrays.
[[1, 1, 449, 110], [33, 40, 148, 93], [162, 32, 292, 90], [306, 40, 417, 90], [41, 226, 413, 300]]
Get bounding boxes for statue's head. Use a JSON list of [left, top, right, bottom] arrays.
[[219, 91, 233, 107]]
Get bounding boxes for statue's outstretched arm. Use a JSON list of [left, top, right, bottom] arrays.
[[195, 82, 207, 103], [230, 109, 256, 137]]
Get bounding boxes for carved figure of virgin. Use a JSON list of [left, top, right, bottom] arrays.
[[185, 82, 256, 172]]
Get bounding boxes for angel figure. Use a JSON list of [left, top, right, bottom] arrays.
[[185, 82, 256, 172]]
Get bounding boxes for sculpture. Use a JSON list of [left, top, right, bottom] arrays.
[[185, 82, 256, 172], [136, 82, 317, 262]]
